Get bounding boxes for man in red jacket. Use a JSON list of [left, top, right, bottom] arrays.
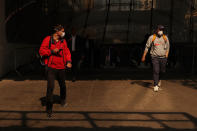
[[39, 24, 72, 117]]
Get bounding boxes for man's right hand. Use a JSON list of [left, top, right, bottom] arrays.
[[141, 51, 147, 62], [141, 56, 146, 62], [53, 48, 59, 53], [66, 63, 72, 68]]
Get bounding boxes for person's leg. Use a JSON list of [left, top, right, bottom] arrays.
[[57, 69, 67, 106], [46, 68, 56, 116], [152, 57, 160, 86], [159, 58, 167, 81]]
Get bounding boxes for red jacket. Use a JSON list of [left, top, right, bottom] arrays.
[[39, 36, 71, 69]]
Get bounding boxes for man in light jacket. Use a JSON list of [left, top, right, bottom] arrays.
[[141, 25, 170, 92]]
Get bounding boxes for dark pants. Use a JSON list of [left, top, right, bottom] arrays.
[[151, 57, 167, 86], [46, 67, 66, 110]]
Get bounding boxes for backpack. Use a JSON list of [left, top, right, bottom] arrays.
[[152, 34, 167, 43], [152, 34, 168, 51]]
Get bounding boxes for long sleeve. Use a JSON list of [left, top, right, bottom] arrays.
[[39, 36, 52, 57], [144, 35, 153, 52], [63, 40, 72, 63]]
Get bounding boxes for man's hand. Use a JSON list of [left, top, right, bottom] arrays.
[[141, 56, 146, 62], [66, 63, 72, 68], [141, 50, 147, 62], [53, 48, 59, 53]]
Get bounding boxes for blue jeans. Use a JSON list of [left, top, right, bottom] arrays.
[[151, 57, 167, 86]]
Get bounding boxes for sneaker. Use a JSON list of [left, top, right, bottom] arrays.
[[60, 100, 67, 107], [46, 103, 53, 118], [72, 77, 76, 82], [158, 80, 161, 87], [153, 86, 159, 92], [46, 109, 52, 118]]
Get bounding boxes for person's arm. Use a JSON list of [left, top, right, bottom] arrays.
[[141, 36, 152, 62], [39, 36, 59, 57], [63, 40, 72, 68], [141, 50, 148, 62], [39, 36, 52, 57]]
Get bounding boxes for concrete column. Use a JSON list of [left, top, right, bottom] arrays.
[[0, 0, 38, 78], [0, 0, 6, 46], [0, 0, 8, 77]]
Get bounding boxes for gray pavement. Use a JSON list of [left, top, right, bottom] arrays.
[[0, 76, 197, 130]]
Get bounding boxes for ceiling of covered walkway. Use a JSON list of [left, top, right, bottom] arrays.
[[4, 0, 197, 44]]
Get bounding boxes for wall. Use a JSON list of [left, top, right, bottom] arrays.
[[0, 0, 39, 78], [0, 0, 9, 77]]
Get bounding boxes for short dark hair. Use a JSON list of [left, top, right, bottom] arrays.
[[53, 24, 64, 33]]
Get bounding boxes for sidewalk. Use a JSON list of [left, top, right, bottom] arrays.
[[0, 75, 197, 130]]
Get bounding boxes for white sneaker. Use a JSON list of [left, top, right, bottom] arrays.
[[154, 86, 159, 92], [158, 80, 161, 87]]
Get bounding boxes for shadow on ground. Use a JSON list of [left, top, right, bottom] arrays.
[[131, 81, 153, 89], [181, 79, 197, 90], [1, 126, 197, 131], [2, 66, 195, 81], [0, 111, 197, 131], [40, 95, 61, 106]]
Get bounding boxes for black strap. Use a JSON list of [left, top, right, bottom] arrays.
[[49, 36, 53, 48], [46, 36, 53, 67]]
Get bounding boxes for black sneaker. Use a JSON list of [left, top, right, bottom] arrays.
[[60, 100, 67, 107], [46, 102, 53, 118], [72, 77, 76, 82], [46, 109, 52, 118]]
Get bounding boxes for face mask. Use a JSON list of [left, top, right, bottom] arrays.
[[158, 31, 163, 36], [61, 32, 65, 38]]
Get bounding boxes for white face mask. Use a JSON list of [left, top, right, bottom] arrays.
[[158, 31, 163, 36], [61, 32, 65, 38]]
